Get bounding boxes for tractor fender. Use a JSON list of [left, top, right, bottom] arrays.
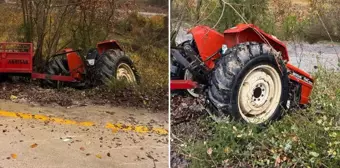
[[96, 40, 122, 55], [189, 26, 225, 69], [224, 24, 290, 61]]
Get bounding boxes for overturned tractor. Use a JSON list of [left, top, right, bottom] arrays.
[[0, 40, 139, 88], [171, 24, 313, 124]]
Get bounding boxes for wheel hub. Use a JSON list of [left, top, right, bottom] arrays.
[[238, 65, 282, 124], [116, 63, 136, 83], [251, 80, 269, 107]]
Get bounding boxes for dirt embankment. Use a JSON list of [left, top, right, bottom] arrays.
[[170, 95, 211, 168], [0, 81, 168, 111]]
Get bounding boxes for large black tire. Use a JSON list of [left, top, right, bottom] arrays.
[[95, 49, 140, 85], [208, 42, 289, 124], [0, 74, 7, 83], [44, 56, 70, 88], [171, 40, 201, 97]]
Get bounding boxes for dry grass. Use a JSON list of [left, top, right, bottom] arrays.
[[0, 4, 21, 41]]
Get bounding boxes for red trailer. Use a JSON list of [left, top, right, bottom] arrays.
[[0, 41, 139, 87]]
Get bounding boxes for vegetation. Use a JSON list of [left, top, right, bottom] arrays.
[[171, 0, 340, 167], [108, 13, 168, 105], [174, 67, 340, 167]]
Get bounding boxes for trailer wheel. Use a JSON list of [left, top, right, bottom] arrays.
[[95, 49, 139, 85], [208, 42, 289, 124], [44, 56, 69, 87]]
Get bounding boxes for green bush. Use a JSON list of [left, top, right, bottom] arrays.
[[303, 0, 340, 43]]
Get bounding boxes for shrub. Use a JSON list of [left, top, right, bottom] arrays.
[[304, 0, 340, 43], [111, 13, 168, 92]]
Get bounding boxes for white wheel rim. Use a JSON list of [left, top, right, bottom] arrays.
[[116, 63, 136, 83], [184, 69, 200, 97], [237, 65, 282, 124]]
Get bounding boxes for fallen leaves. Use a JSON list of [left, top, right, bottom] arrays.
[[274, 155, 289, 167], [292, 135, 299, 142], [6, 154, 17, 160], [62, 137, 72, 142], [223, 147, 231, 153], [309, 151, 320, 157], [11, 154, 17, 159], [10, 95, 18, 101], [275, 155, 281, 167], [171, 96, 205, 125], [207, 148, 212, 155], [95, 154, 102, 159], [0, 81, 167, 110], [30, 143, 38, 148]]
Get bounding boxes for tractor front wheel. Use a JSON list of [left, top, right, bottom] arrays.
[[208, 42, 289, 124], [44, 56, 70, 88], [95, 49, 139, 85], [183, 69, 200, 97]]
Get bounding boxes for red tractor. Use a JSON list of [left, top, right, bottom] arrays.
[[0, 40, 139, 87], [171, 24, 313, 124]]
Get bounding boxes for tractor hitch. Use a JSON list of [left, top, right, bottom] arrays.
[[170, 80, 197, 90]]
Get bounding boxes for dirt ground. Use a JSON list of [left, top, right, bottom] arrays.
[[0, 81, 168, 111], [170, 95, 210, 168]]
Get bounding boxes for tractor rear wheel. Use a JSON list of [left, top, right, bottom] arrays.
[[208, 42, 289, 124], [95, 49, 139, 85], [44, 56, 69, 88]]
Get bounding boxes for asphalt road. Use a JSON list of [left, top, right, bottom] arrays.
[[0, 100, 168, 168], [286, 42, 340, 72]]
